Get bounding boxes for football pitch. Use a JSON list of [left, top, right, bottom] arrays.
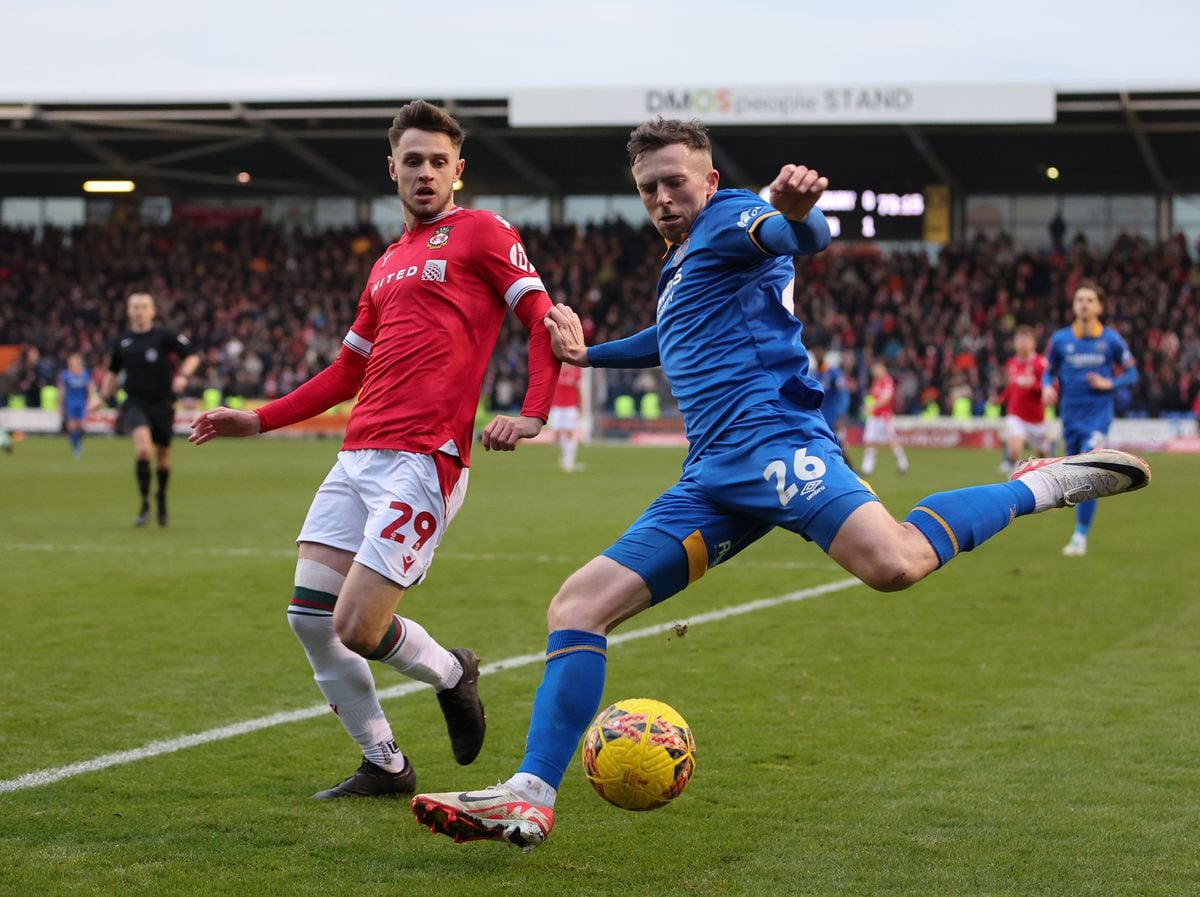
[[1, 436, 1196, 897]]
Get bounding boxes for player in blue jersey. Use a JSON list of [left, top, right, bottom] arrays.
[[58, 352, 96, 458], [813, 345, 851, 441], [1042, 282, 1138, 556], [411, 118, 1152, 851]]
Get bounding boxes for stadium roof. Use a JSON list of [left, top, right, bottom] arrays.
[[2, 90, 1199, 200]]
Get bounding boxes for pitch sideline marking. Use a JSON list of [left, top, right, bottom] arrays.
[[0, 577, 861, 795], [0, 541, 838, 571]]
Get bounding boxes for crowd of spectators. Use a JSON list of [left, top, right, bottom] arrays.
[[2, 215, 1198, 422]]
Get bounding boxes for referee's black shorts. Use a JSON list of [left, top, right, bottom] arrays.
[[123, 399, 175, 447]]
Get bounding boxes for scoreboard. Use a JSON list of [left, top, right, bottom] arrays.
[[758, 186, 928, 241]]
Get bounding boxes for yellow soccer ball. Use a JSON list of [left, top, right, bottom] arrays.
[[581, 698, 696, 811]]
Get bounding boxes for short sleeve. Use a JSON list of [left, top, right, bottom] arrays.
[[471, 213, 548, 309]]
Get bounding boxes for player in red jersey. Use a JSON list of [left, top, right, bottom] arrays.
[[996, 325, 1050, 474], [861, 360, 909, 475], [548, 363, 583, 472], [188, 101, 561, 799]]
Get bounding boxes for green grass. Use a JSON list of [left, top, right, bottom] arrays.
[[1, 435, 1197, 897]]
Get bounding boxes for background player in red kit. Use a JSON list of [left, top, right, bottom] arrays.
[[861, 359, 909, 475], [189, 101, 561, 798], [548, 363, 583, 472], [997, 325, 1050, 474]]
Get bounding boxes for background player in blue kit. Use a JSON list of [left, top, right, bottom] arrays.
[[412, 118, 1152, 851], [813, 344, 852, 456], [59, 352, 96, 458], [1042, 282, 1139, 557]]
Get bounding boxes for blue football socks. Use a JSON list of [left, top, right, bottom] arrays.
[[517, 629, 608, 789], [905, 481, 1037, 567]]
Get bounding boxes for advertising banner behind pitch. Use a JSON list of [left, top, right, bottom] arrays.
[[509, 85, 1056, 127]]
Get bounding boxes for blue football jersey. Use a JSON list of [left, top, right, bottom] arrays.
[[61, 368, 92, 406], [1044, 323, 1135, 432], [654, 190, 826, 465]]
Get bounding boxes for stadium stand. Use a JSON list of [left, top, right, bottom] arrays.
[[2, 220, 1198, 421]]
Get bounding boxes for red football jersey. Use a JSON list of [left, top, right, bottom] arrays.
[[868, 375, 895, 418], [552, 364, 582, 409], [1001, 353, 1048, 423], [254, 206, 557, 464]]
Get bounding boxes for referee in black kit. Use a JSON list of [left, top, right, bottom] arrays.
[[99, 292, 200, 526]]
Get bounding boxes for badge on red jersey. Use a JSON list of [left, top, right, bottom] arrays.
[[427, 226, 452, 249]]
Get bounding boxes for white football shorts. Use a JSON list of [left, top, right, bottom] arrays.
[[862, 415, 897, 445], [297, 449, 469, 588], [1004, 415, 1050, 452], [547, 405, 580, 433]]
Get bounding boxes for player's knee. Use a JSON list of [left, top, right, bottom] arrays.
[[333, 614, 380, 656], [547, 577, 591, 631], [854, 545, 925, 592]]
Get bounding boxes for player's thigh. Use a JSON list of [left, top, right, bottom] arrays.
[[297, 455, 371, 557], [148, 405, 174, 448], [826, 500, 937, 590], [334, 560, 408, 643], [600, 480, 772, 608], [863, 417, 887, 444], [695, 420, 878, 554], [348, 450, 468, 590], [550, 555, 655, 634]]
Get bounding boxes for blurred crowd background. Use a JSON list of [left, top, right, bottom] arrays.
[[2, 218, 1198, 421]]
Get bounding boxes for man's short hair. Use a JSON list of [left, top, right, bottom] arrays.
[[1076, 279, 1105, 303], [1014, 324, 1034, 338], [388, 100, 465, 150], [626, 118, 711, 166]]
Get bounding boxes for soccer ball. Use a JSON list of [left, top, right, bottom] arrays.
[[581, 698, 696, 811]]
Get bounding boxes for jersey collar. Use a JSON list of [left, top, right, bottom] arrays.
[[405, 206, 461, 234], [1072, 320, 1103, 339], [661, 231, 689, 260]]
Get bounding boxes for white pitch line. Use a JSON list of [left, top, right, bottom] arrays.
[[0, 542, 838, 571], [0, 577, 861, 794]]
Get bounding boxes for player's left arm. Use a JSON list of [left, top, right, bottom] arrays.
[[171, 333, 200, 397], [473, 215, 560, 452], [753, 165, 832, 256], [483, 289, 562, 452]]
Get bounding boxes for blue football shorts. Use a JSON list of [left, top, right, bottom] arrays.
[[1063, 422, 1109, 455], [603, 401, 878, 604]]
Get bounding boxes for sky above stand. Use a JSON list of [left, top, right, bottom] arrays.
[[3, 0, 1197, 102]]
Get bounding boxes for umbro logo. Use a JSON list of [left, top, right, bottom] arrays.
[[801, 479, 826, 501]]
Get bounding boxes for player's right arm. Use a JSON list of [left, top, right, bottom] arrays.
[[190, 285, 374, 445], [189, 343, 367, 445]]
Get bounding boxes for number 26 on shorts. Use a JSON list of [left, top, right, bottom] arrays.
[[762, 447, 827, 507]]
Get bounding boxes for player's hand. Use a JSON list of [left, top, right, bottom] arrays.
[[544, 304, 591, 367], [768, 164, 829, 223], [1086, 372, 1113, 391], [172, 374, 189, 397], [188, 407, 261, 445], [1042, 386, 1058, 407], [481, 414, 543, 452]]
